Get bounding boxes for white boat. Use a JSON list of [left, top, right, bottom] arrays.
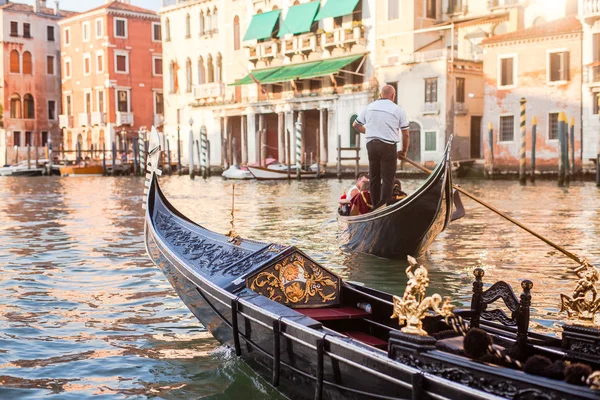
[[0, 160, 46, 176], [222, 165, 254, 180], [247, 165, 318, 180]]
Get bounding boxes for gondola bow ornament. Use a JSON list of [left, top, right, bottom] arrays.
[[560, 261, 600, 323], [391, 256, 454, 336]]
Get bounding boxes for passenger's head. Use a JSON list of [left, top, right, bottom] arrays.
[[357, 173, 369, 190], [393, 178, 402, 191], [381, 85, 396, 101]]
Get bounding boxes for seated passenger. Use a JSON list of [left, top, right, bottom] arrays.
[[338, 173, 369, 216], [392, 179, 408, 202], [349, 181, 372, 216]]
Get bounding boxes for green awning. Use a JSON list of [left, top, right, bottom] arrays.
[[261, 61, 322, 83], [243, 10, 281, 41], [298, 54, 363, 80], [277, 2, 320, 37], [230, 66, 281, 86], [315, 0, 359, 21]]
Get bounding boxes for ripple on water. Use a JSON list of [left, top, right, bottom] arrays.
[[0, 176, 598, 398]]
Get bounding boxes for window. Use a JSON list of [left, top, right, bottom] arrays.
[[83, 54, 91, 75], [22, 52, 32, 75], [41, 132, 49, 146], [97, 90, 105, 112], [64, 27, 70, 45], [216, 53, 222, 82], [153, 56, 163, 76], [549, 51, 569, 82], [85, 92, 92, 114], [424, 78, 437, 103], [47, 55, 55, 75], [185, 14, 191, 38], [198, 57, 205, 84], [95, 18, 103, 38], [13, 132, 21, 147], [233, 16, 240, 50], [115, 52, 128, 73], [593, 93, 600, 115], [169, 61, 176, 93], [207, 54, 214, 83], [425, 131, 437, 151], [82, 21, 90, 41], [115, 18, 127, 38], [499, 115, 514, 142], [153, 22, 161, 41], [64, 59, 72, 78], [117, 90, 129, 112], [155, 92, 164, 115], [199, 12, 205, 35], [500, 56, 515, 87], [23, 94, 34, 119], [548, 112, 559, 140], [206, 11, 212, 33], [426, 0, 437, 19], [213, 8, 219, 33], [96, 52, 104, 73], [65, 94, 72, 116], [10, 94, 21, 119], [25, 132, 32, 146], [456, 77, 465, 103], [388, 0, 399, 20], [186, 58, 192, 92], [23, 23, 31, 38], [48, 100, 56, 120], [10, 21, 18, 37], [165, 18, 171, 41], [47, 26, 55, 41], [10, 50, 20, 73]]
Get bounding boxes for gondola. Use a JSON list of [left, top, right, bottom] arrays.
[[338, 139, 462, 259], [142, 130, 599, 400]]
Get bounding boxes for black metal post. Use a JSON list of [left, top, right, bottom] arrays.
[[167, 139, 172, 176], [111, 142, 116, 177], [230, 300, 242, 357], [272, 319, 281, 387], [102, 143, 107, 176], [177, 126, 182, 175]]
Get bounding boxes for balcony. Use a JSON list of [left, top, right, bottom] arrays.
[[261, 41, 278, 59], [91, 112, 106, 126], [586, 64, 600, 85], [194, 82, 226, 99], [248, 46, 259, 61], [454, 102, 468, 115], [320, 26, 364, 49], [423, 102, 440, 115], [297, 33, 318, 53], [78, 113, 90, 127], [59, 114, 73, 129], [154, 114, 164, 127], [581, 0, 600, 21], [116, 111, 134, 126], [488, 0, 521, 10]]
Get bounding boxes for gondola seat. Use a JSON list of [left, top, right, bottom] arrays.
[[342, 331, 388, 349], [296, 307, 370, 321]]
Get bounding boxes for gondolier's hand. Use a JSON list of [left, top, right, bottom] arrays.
[[397, 150, 407, 160]]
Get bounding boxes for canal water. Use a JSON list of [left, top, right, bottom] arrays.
[[0, 176, 598, 399]]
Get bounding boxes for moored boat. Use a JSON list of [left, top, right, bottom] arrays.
[[222, 165, 254, 180], [0, 160, 46, 176], [59, 164, 104, 176], [142, 132, 599, 400], [248, 165, 318, 180], [338, 139, 459, 259]]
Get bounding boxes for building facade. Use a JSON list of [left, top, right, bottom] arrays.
[[58, 0, 162, 157], [0, 0, 75, 166]]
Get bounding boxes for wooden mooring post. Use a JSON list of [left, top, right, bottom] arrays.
[[112, 142, 116, 177], [336, 134, 361, 179], [286, 129, 291, 180], [27, 145, 31, 169], [558, 112, 567, 186], [488, 122, 494, 179], [531, 116, 537, 183], [569, 117, 575, 180], [102, 143, 107, 176], [315, 128, 320, 179], [519, 98, 526, 185]]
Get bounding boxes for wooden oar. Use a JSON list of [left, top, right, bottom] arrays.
[[400, 156, 586, 266]]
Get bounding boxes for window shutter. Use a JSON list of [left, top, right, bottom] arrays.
[[564, 51, 570, 81], [23, 52, 32, 74]]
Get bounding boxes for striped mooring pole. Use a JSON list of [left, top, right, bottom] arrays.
[[569, 117, 575, 180], [519, 98, 526, 185], [488, 122, 494, 179], [295, 115, 302, 180], [201, 126, 208, 179], [138, 129, 146, 176], [531, 116, 537, 183], [558, 111, 567, 186]]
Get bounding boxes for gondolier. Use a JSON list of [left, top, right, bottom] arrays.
[[353, 85, 410, 209]]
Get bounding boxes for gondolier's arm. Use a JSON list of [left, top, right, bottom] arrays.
[[352, 120, 366, 134], [398, 129, 409, 159]]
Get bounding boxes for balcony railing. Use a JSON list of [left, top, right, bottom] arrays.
[[91, 112, 106, 126], [78, 113, 90, 127], [423, 102, 440, 115], [320, 26, 365, 49], [194, 82, 225, 99], [154, 114, 164, 127], [454, 102, 468, 115], [59, 114, 73, 129], [582, 0, 600, 19], [488, 0, 521, 9], [116, 111, 134, 126], [398, 48, 478, 64]]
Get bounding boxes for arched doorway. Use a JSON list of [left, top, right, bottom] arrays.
[[350, 114, 359, 147], [407, 122, 421, 163]]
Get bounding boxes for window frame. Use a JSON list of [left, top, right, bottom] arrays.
[[10, 21, 19, 37], [152, 55, 163, 76], [64, 57, 72, 79], [48, 100, 57, 120], [82, 21, 91, 42], [456, 77, 465, 103], [83, 53, 92, 76], [96, 89, 105, 113], [547, 111, 560, 142], [96, 50, 105, 74], [152, 22, 162, 42], [47, 25, 55, 41], [47, 54, 55, 76], [22, 51, 33, 75], [424, 77, 438, 104], [498, 54, 517, 89], [83, 89, 93, 115], [114, 51, 129, 74], [114, 18, 128, 39], [154, 90, 164, 116], [424, 130, 438, 152], [64, 27, 71, 46], [498, 114, 516, 143], [425, 0, 437, 20], [9, 50, 20, 74], [388, 0, 400, 21], [95, 18, 104, 39], [115, 88, 131, 113], [23, 23, 31, 39], [64, 93, 73, 116], [547, 48, 569, 85]]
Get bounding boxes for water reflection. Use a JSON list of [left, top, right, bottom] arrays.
[[0, 176, 598, 398]]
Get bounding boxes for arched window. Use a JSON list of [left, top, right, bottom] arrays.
[[350, 114, 359, 147], [186, 57, 192, 93], [199, 11, 205, 35], [207, 54, 214, 83], [23, 94, 34, 119], [185, 13, 191, 38], [76, 133, 83, 152], [10, 50, 20, 73], [213, 7, 218, 33], [532, 16, 547, 26], [169, 61, 175, 93], [10, 93, 21, 119], [206, 10, 212, 33], [198, 56, 205, 85], [273, 5, 278, 10], [165, 18, 171, 41], [233, 16, 240, 50], [23, 51, 32, 75], [216, 53, 223, 83]]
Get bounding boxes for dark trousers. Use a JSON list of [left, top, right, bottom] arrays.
[[367, 140, 397, 209]]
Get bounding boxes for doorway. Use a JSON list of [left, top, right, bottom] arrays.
[[407, 122, 421, 163], [470, 116, 482, 159]]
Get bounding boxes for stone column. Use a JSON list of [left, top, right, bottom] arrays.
[[319, 108, 328, 166], [241, 115, 248, 165], [298, 111, 304, 165], [258, 114, 265, 166], [278, 112, 285, 163], [247, 112, 257, 164]]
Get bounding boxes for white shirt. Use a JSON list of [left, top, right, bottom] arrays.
[[355, 99, 409, 144]]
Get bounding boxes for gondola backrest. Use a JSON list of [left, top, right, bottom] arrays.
[[245, 247, 341, 308]]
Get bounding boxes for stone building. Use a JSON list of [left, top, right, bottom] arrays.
[[0, 0, 76, 166], [58, 0, 162, 158]]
